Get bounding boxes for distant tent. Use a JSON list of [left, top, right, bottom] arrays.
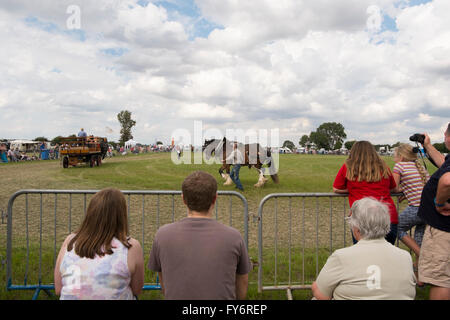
[[125, 139, 137, 149], [10, 140, 40, 152]]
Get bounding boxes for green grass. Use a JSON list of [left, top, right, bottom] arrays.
[[0, 152, 436, 300]]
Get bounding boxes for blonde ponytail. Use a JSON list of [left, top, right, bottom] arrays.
[[414, 159, 428, 186]]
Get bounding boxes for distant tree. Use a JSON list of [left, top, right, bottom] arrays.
[[309, 131, 329, 150], [51, 136, 63, 145], [34, 136, 49, 141], [299, 135, 309, 147], [335, 141, 343, 150], [117, 110, 136, 146], [282, 140, 295, 151], [68, 134, 77, 138], [310, 122, 346, 150], [391, 141, 401, 149], [433, 142, 447, 153], [344, 140, 356, 150]]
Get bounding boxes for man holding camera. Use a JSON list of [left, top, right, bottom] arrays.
[[417, 123, 450, 300]]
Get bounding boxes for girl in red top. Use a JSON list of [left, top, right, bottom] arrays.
[[333, 141, 398, 245]]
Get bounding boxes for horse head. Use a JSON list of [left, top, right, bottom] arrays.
[[202, 139, 215, 151]]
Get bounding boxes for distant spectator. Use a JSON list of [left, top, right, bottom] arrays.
[[54, 144, 60, 159], [39, 141, 46, 159], [312, 197, 416, 300], [333, 141, 398, 245], [78, 128, 87, 137], [0, 144, 7, 163], [148, 171, 251, 299], [7, 149, 17, 162], [54, 188, 144, 300]]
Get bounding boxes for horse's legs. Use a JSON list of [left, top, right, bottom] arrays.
[[254, 166, 267, 187], [222, 165, 233, 185]]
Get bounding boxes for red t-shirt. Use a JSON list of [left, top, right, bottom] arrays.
[[333, 163, 398, 224]]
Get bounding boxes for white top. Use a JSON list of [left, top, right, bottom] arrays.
[[225, 148, 244, 164], [59, 237, 135, 300]]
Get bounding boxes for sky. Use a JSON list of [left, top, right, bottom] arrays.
[[0, 0, 449, 147]]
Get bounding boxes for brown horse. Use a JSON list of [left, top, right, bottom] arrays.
[[202, 137, 279, 187]]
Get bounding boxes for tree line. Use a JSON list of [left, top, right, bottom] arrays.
[[282, 122, 447, 153]]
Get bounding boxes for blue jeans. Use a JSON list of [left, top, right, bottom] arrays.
[[397, 206, 425, 247], [352, 223, 398, 245], [230, 164, 243, 190]]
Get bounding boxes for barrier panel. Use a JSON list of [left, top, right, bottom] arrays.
[[6, 189, 248, 299], [257, 192, 406, 299]]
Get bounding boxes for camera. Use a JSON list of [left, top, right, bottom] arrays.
[[409, 133, 425, 144]]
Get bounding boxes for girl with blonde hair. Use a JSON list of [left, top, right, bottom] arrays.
[[392, 143, 429, 277], [333, 141, 398, 244], [54, 188, 144, 299]]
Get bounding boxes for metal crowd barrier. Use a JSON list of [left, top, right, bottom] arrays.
[[257, 192, 406, 299], [6, 189, 248, 300]]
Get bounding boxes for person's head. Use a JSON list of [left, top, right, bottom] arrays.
[[345, 140, 390, 182], [348, 197, 391, 241], [81, 128, 84, 131], [394, 143, 417, 163], [182, 171, 218, 215], [444, 123, 450, 151], [68, 188, 130, 258]]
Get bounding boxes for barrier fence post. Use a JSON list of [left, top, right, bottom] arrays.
[[257, 192, 405, 297]]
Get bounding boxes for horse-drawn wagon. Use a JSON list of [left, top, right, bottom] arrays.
[[59, 136, 108, 168]]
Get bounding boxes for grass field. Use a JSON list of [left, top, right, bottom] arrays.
[[0, 152, 434, 300]]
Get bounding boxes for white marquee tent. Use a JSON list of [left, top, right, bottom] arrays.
[[125, 139, 137, 149], [10, 140, 40, 152]]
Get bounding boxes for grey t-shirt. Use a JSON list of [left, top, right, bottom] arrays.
[[148, 217, 251, 300]]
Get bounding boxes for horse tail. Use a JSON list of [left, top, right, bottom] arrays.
[[271, 173, 279, 184]]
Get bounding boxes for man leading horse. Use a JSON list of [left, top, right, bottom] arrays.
[[203, 137, 279, 188]]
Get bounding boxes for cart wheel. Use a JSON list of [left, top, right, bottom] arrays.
[[63, 157, 69, 168], [96, 155, 101, 166], [90, 156, 95, 167]]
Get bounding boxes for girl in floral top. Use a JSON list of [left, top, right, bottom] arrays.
[[54, 188, 144, 299]]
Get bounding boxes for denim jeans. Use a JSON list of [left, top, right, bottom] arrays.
[[352, 223, 398, 245], [230, 164, 243, 190]]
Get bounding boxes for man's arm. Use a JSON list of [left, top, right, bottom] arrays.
[[235, 273, 248, 300], [422, 133, 445, 168], [435, 172, 450, 216], [311, 281, 332, 300], [158, 272, 165, 296]]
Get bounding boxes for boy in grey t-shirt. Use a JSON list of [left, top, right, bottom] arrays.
[[148, 171, 251, 300]]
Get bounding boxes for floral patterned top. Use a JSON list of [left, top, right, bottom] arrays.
[[59, 237, 135, 300]]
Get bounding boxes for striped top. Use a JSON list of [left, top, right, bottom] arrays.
[[393, 161, 429, 207]]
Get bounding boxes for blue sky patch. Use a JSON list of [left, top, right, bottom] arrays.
[[24, 16, 86, 41], [380, 14, 398, 32], [153, 0, 223, 39], [101, 48, 129, 57], [408, 0, 433, 6]]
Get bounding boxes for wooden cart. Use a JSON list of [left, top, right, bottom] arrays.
[[60, 136, 108, 168]]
